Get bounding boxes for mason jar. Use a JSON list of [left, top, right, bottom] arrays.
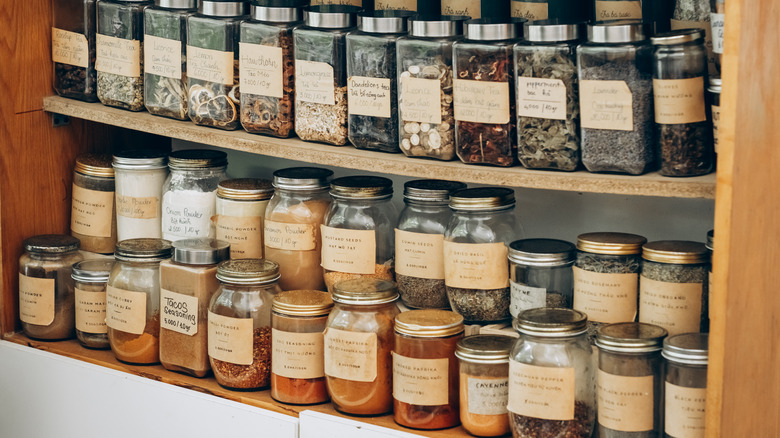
[[508, 238, 576, 317], [71, 153, 117, 254], [663, 333, 708, 438], [72, 259, 115, 349], [215, 178, 274, 259], [113, 149, 169, 241], [52, 0, 98, 102]]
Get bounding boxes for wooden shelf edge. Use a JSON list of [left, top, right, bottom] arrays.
[[43, 96, 716, 200]]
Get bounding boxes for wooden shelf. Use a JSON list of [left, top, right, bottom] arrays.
[[43, 96, 716, 200]]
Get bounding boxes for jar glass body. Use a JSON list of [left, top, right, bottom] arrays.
[[161, 166, 227, 242], [53, 0, 98, 102], [664, 361, 707, 438], [458, 359, 511, 437], [639, 260, 707, 336], [510, 260, 574, 318], [71, 170, 117, 254], [215, 196, 269, 259], [270, 311, 330, 404], [74, 277, 110, 349], [115, 165, 169, 240]]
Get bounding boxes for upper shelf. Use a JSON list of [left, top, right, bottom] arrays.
[[43, 96, 716, 200]]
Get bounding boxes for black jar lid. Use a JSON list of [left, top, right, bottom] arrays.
[[706, 230, 714, 251], [156, 0, 198, 10], [250, 0, 304, 22], [273, 167, 334, 190], [115, 238, 173, 261], [650, 28, 705, 46], [358, 10, 413, 33], [642, 240, 709, 265], [332, 278, 399, 305], [403, 179, 466, 202], [662, 333, 709, 365], [576, 232, 647, 255], [24, 234, 80, 254], [587, 20, 648, 44], [449, 187, 515, 211], [168, 149, 228, 170], [464, 18, 524, 41], [75, 153, 115, 178], [455, 334, 516, 364], [513, 308, 588, 337], [113, 149, 169, 170], [71, 259, 115, 283], [508, 239, 576, 267], [172, 238, 230, 265], [304, 5, 361, 29], [524, 19, 583, 43], [395, 309, 464, 337], [199, 0, 250, 17], [217, 178, 274, 201], [217, 258, 280, 284], [408, 15, 469, 38], [330, 176, 393, 200], [595, 322, 668, 353]]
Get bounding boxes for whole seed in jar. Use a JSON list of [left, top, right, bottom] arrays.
[[399, 63, 456, 160]]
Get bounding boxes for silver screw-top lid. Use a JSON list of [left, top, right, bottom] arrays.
[[524, 20, 583, 43], [464, 18, 524, 41], [409, 15, 469, 38], [455, 334, 516, 364], [709, 77, 722, 93], [113, 149, 169, 170], [663, 333, 709, 365], [596, 322, 668, 353], [304, 5, 361, 29], [172, 238, 230, 265], [250, 0, 304, 22], [449, 187, 515, 211], [71, 259, 115, 283], [514, 308, 588, 337], [358, 10, 413, 34], [199, 0, 249, 17], [403, 179, 467, 202], [115, 238, 173, 261], [272, 167, 334, 191], [332, 278, 399, 305], [24, 234, 80, 254], [508, 239, 576, 267], [588, 20, 648, 44], [168, 149, 228, 170], [330, 176, 393, 200], [706, 230, 714, 251], [156, 0, 197, 9], [217, 258, 281, 284], [651, 28, 705, 46]]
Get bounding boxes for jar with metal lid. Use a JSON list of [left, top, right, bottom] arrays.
[[639, 240, 708, 337], [397, 15, 468, 161], [662, 333, 708, 438], [444, 187, 520, 323], [508, 308, 596, 438], [72, 259, 115, 349], [511, 0, 589, 21], [455, 334, 516, 437], [208, 258, 280, 390], [215, 178, 274, 259], [508, 238, 576, 317], [707, 77, 721, 156], [53, 0, 98, 102], [324, 278, 399, 415], [71, 153, 117, 254], [321, 176, 397, 292], [113, 150, 170, 241], [595, 322, 668, 437], [578, 21, 654, 175], [161, 149, 228, 242], [264, 167, 333, 291], [19, 235, 84, 340], [107, 238, 173, 364], [271, 289, 334, 405], [671, 0, 715, 75], [159, 238, 229, 377]]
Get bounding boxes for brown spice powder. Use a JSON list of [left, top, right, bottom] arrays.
[[111, 313, 160, 364], [323, 263, 394, 292]]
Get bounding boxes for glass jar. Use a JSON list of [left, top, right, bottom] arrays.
[[508, 238, 576, 318], [107, 238, 173, 364], [671, 0, 715, 75], [662, 333, 708, 438], [321, 176, 397, 292], [704, 229, 713, 329], [239, 2, 303, 137], [509, 308, 596, 438], [444, 187, 520, 323], [52, 0, 98, 102], [397, 16, 467, 161], [710, 0, 724, 73], [96, 0, 153, 111], [455, 334, 516, 437], [208, 259, 280, 390], [396, 179, 466, 309], [186, 0, 249, 130], [264, 167, 333, 291], [161, 149, 228, 242], [71, 153, 117, 254], [19, 235, 84, 340], [271, 290, 334, 405], [511, 0, 589, 21], [324, 278, 400, 416], [113, 149, 169, 241], [215, 178, 274, 259], [143, 0, 198, 120], [639, 240, 708, 337], [595, 322, 667, 437], [159, 238, 229, 377], [514, 21, 583, 171], [72, 259, 115, 349], [578, 21, 654, 175], [707, 77, 721, 156], [453, 19, 522, 167]]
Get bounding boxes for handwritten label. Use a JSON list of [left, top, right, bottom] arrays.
[[264, 220, 317, 251], [454, 79, 511, 124], [393, 353, 449, 406], [310, 0, 361, 5], [348, 76, 392, 118], [71, 184, 114, 238], [162, 192, 215, 240], [187, 46, 234, 85], [117, 195, 159, 219], [161, 289, 198, 336], [324, 328, 377, 382], [239, 42, 283, 98], [375, 0, 416, 10], [207, 312, 253, 365], [106, 286, 147, 335], [595, 1, 642, 20], [711, 13, 725, 54], [395, 229, 445, 280], [144, 35, 181, 79], [517, 77, 567, 121], [296, 60, 335, 105], [19, 274, 55, 326], [320, 226, 376, 275], [272, 329, 325, 379], [512, 1, 549, 20], [444, 241, 509, 290], [573, 267, 638, 323], [400, 76, 443, 124], [665, 382, 706, 438], [76, 288, 108, 334], [598, 370, 654, 432], [96, 34, 141, 77], [712, 104, 720, 153], [508, 361, 576, 421], [653, 77, 706, 124], [639, 276, 702, 336], [216, 215, 263, 259], [510, 281, 547, 317], [52, 28, 89, 68], [579, 80, 634, 131], [441, 0, 481, 18], [671, 20, 716, 75], [467, 376, 509, 415]]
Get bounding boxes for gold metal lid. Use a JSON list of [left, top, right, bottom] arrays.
[[273, 290, 334, 316], [115, 238, 173, 261], [217, 178, 274, 201], [330, 176, 393, 200], [332, 278, 399, 305], [576, 232, 647, 255], [217, 258, 280, 284], [514, 308, 588, 337], [449, 187, 515, 211], [455, 334, 516, 364], [24, 234, 80, 254], [595, 322, 667, 353], [642, 240, 709, 264], [395, 309, 464, 337], [75, 153, 115, 178]]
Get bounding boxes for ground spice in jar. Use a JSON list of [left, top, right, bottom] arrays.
[[211, 326, 272, 389], [71, 153, 117, 254], [111, 313, 161, 364], [511, 401, 593, 438]]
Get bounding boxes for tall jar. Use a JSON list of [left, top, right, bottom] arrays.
[[96, 0, 153, 111], [509, 308, 596, 438], [444, 187, 520, 323], [395, 179, 466, 309], [186, 0, 249, 130], [107, 238, 173, 364], [52, 0, 98, 102], [578, 21, 655, 175], [321, 176, 397, 292], [710, 0, 724, 73], [511, 0, 590, 21], [707, 77, 721, 157], [161, 149, 228, 242], [72, 259, 115, 349], [324, 278, 400, 416], [671, 0, 715, 75], [264, 167, 333, 291], [113, 150, 169, 241], [239, 2, 303, 137], [663, 333, 708, 438], [19, 235, 84, 340], [215, 178, 274, 259], [71, 153, 117, 254], [508, 238, 576, 318], [208, 259, 280, 390]]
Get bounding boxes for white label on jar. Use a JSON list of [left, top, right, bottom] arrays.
[[160, 289, 198, 336], [320, 226, 376, 275], [71, 184, 114, 238], [215, 215, 263, 259], [296, 60, 335, 105], [454, 79, 511, 124], [310, 0, 361, 5], [441, 0, 481, 18], [467, 376, 509, 416], [117, 195, 160, 220], [597, 370, 654, 432], [711, 13, 725, 54], [508, 361, 576, 421], [106, 286, 147, 335], [96, 34, 141, 77], [595, 1, 642, 20], [144, 35, 182, 80], [516, 77, 567, 121], [573, 267, 638, 323], [162, 190, 216, 241], [665, 382, 706, 438], [444, 241, 509, 290], [375, 0, 416, 10], [711, 104, 721, 154], [510, 280, 547, 317], [348, 76, 392, 119], [323, 328, 377, 382], [52, 28, 89, 68], [400, 76, 442, 125], [579, 80, 634, 131], [76, 287, 108, 334], [207, 312, 253, 365], [264, 220, 317, 251], [639, 276, 702, 336], [19, 274, 55, 326], [395, 229, 445, 280], [511, 1, 549, 20], [671, 20, 716, 75], [272, 328, 325, 379], [653, 77, 707, 125], [187, 46, 235, 85], [239, 42, 283, 98], [392, 353, 449, 406]]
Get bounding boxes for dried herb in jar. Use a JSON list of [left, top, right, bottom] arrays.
[[511, 400, 594, 438], [399, 62, 456, 159], [53, 0, 98, 102]]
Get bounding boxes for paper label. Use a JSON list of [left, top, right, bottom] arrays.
[[216, 215, 263, 259], [665, 382, 707, 438], [573, 267, 638, 323], [639, 276, 702, 336], [207, 312, 254, 365], [96, 34, 141, 77], [71, 184, 114, 238], [162, 193, 215, 240], [508, 361, 576, 421], [441, 0, 481, 18], [76, 288, 108, 334], [52, 28, 89, 68], [374, 0, 416, 10], [510, 281, 546, 316], [310, 0, 362, 5], [393, 353, 450, 406], [516, 77, 567, 121], [595, 1, 642, 20], [348, 76, 392, 118], [671, 20, 716, 75], [144, 35, 182, 79], [264, 220, 317, 251], [467, 376, 509, 416], [106, 286, 147, 335], [597, 370, 654, 432], [187, 46, 235, 85], [653, 77, 706, 124], [324, 328, 377, 382], [296, 60, 335, 105], [160, 289, 198, 336], [444, 242, 509, 290], [117, 195, 159, 219], [400, 77, 442, 124], [395, 229, 445, 280], [712, 104, 720, 153], [511, 1, 549, 20], [579, 80, 634, 131], [320, 226, 376, 275], [454, 79, 511, 124], [19, 274, 55, 326], [711, 13, 725, 54], [239, 42, 283, 98], [272, 329, 325, 379]]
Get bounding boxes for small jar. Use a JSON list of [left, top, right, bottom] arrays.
[[264, 167, 333, 291], [161, 149, 228, 242], [710, 0, 724, 73], [453, 19, 522, 167], [396, 179, 466, 309], [215, 178, 274, 259], [321, 176, 397, 292], [662, 333, 708, 438], [595, 322, 668, 437], [639, 241, 708, 337], [208, 259, 280, 390], [671, 0, 715, 75], [19, 235, 84, 340], [511, 0, 590, 21], [159, 238, 229, 377], [508, 238, 576, 318], [107, 238, 173, 364], [509, 308, 596, 438], [293, 5, 360, 145], [324, 278, 400, 416], [444, 188, 520, 323], [52, 0, 98, 102], [455, 334, 516, 437], [71, 153, 117, 254], [113, 150, 169, 241], [578, 21, 655, 175], [707, 77, 721, 156], [72, 259, 115, 349], [271, 290, 334, 405]]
